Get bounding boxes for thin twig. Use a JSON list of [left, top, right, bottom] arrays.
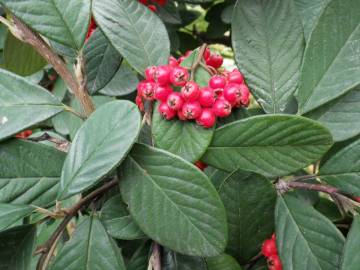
[[35, 179, 118, 270], [190, 43, 207, 81], [148, 242, 161, 270], [64, 105, 86, 120]]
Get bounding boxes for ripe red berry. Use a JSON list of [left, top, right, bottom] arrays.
[[206, 53, 223, 69], [262, 239, 277, 258], [194, 160, 208, 170], [203, 47, 211, 60], [155, 0, 167, 6], [155, 65, 171, 85], [15, 130, 33, 139], [213, 98, 232, 117], [148, 5, 157, 12], [239, 84, 250, 106], [181, 101, 202, 119], [227, 69, 244, 84], [196, 108, 216, 128], [181, 81, 200, 101], [158, 102, 176, 120], [138, 0, 148, 4], [223, 83, 241, 106], [145, 66, 157, 81], [268, 255, 282, 270], [209, 75, 226, 89], [154, 85, 172, 102], [141, 82, 156, 100], [177, 110, 187, 121], [167, 92, 184, 111], [169, 56, 178, 67], [135, 95, 144, 112], [199, 87, 215, 107], [169, 67, 189, 86]]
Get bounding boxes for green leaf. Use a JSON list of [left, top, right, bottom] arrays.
[[0, 225, 36, 270], [180, 49, 211, 87], [1, 0, 90, 49], [152, 108, 214, 163], [101, 194, 145, 240], [202, 115, 333, 177], [305, 88, 360, 142], [119, 144, 228, 257], [84, 29, 122, 94], [232, 0, 304, 113], [297, 0, 360, 114], [206, 254, 243, 270], [340, 215, 360, 269], [127, 242, 151, 270], [0, 69, 64, 141], [3, 32, 46, 76], [0, 204, 34, 232], [162, 249, 207, 270], [275, 194, 345, 270], [217, 170, 276, 263], [50, 216, 126, 270], [0, 139, 66, 206], [93, 0, 170, 74], [319, 137, 360, 196], [58, 100, 141, 199]]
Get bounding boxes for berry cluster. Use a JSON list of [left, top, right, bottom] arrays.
[[136, 49, 250, 128], [261, 234, 283, 270], [15, 130, 33, 139], [138, 0, 167, 12]]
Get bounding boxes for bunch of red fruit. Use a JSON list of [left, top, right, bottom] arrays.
[[138, 0, 167, 12], [136, 49, 250, 128], [262, 234, 283, 270]]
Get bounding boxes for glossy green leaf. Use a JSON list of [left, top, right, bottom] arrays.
[[3, 32, 46, 76], [275, 194, 345, 270], [59, 100, 141, 199], [340, 215, 360, 269], [162, 249, 207, 270], [297, 0, 360, 114], [306, 88, 360, 142], [0, 225, 36, 270], [319, 137, 360, 196], [119, 144, 228, 257], [1, 0, 90, 49], [206, 254, 242, 270], [127, 242, 151, 270], [101, 194, 145, 240], [202, 115, 333, 177], [84, 29, 122, 94], [152, 108, 214, 163], [217, 170, 276, 263], [0, 204, 34, 232], [0, 139, 66, 206], [93, 0, 170, 74], [232, 0, 304, 113], [0, 69, 64, 141], [51, 216, 126, 270]]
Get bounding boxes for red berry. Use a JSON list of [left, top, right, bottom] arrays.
[[145, 66, 157, 81], [196, 108, 216, 128], [135, 95, 144, 112], [177, 110, 187, 121], [15, 130, 33, 139], [194, 160, 208, 170], [155, 0, 167, 6], [203, 48, 211, 60], [262, 239, 277, 258], [181, 101, 202, 119], [158, 102, 176, 120], [148, 5, 157, 12], [213, 98, 232, 117], [169, 67, 189, 86], [141, 82, 156, 100], [199, 87, 215, 107], [181, 81, 200, 101], [268, 255, 282, 270], [239, 84, 250, 106], [169, 56, 178, 67], [155, 65, 171, 85], [206, 53, 223, 69], [167, 92, 184, 111], [227, 69, 244, 84], [209, 75, 226, 89], [138, 0, 148, 4], [86, 17, 97, 41], [137, 80, 146, 95], [223, 83, 241, 106], [154, 85, 172, 102]]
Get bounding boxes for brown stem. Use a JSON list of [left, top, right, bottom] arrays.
[[9, 16, 95, 116], [148, 242, 161, 270], [190, 43, 207, 81], [35, 179, 118, 270], [287, 181, 340, 195]]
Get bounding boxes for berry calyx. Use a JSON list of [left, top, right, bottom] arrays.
[[227, 69, 244, 84], [167, 92, 184, 111], [213, 98, 232, 118], [209, 75, 226, 89], [198, 87, 215, 107], [158, 102, 176, 120], [181, 81, 200, 101], [195, 160, 208, 171], [181, 101, 202, 119], [154, 85, 172, 102], [170, 66, 189, 86], [141, 82, 156, 100], [268, 255, 282, 270], [196, 108, 216, 128]]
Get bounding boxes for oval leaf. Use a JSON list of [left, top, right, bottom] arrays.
[[232, 0, 304, 113], [93, 0, 170, 74], [206, 254, 243, 270], [58, 100, 141, 199], [0, 204, 34, 232], [340, 215, 360, 270], [275, 194, 345, 270], [202, 115, 333, 177], [119, 144, 228, 257], [297, 0, 360, 114], [152, 108, 214, 163], [1, 0, 90, 49], [162, 249, 207, 270], [0, 69, 64, 141]]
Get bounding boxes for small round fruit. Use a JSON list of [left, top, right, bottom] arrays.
[[181, 101, 202, 119], [154, 85, 172, 102], [223, 83, 241, 106], [199, 87, 215, 107], [167, 92, 184, 111], [158, 102, 176, 120], [169, 67, 189, 86], [148, 5, 157, 12], [261, 239, 277, 257], [196, 108, 216, 128], [141, 82, 156, 100], [227, 69, 244, 84], [239, 84, 250, 106], [181, 81, 200, 101], [135, 95, 144, 111], [206, 53, 223, 69], [267, 255, 282, 270], [145, 66, 156, 81], [194, 160, 208, 170], [177, 110, 187, 121], [209, 75, 226, 89], [213, 98, 232, 117], [155, 65, 171, 85], [169, 56, 178, 67], [203, 47, 211, 60]]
